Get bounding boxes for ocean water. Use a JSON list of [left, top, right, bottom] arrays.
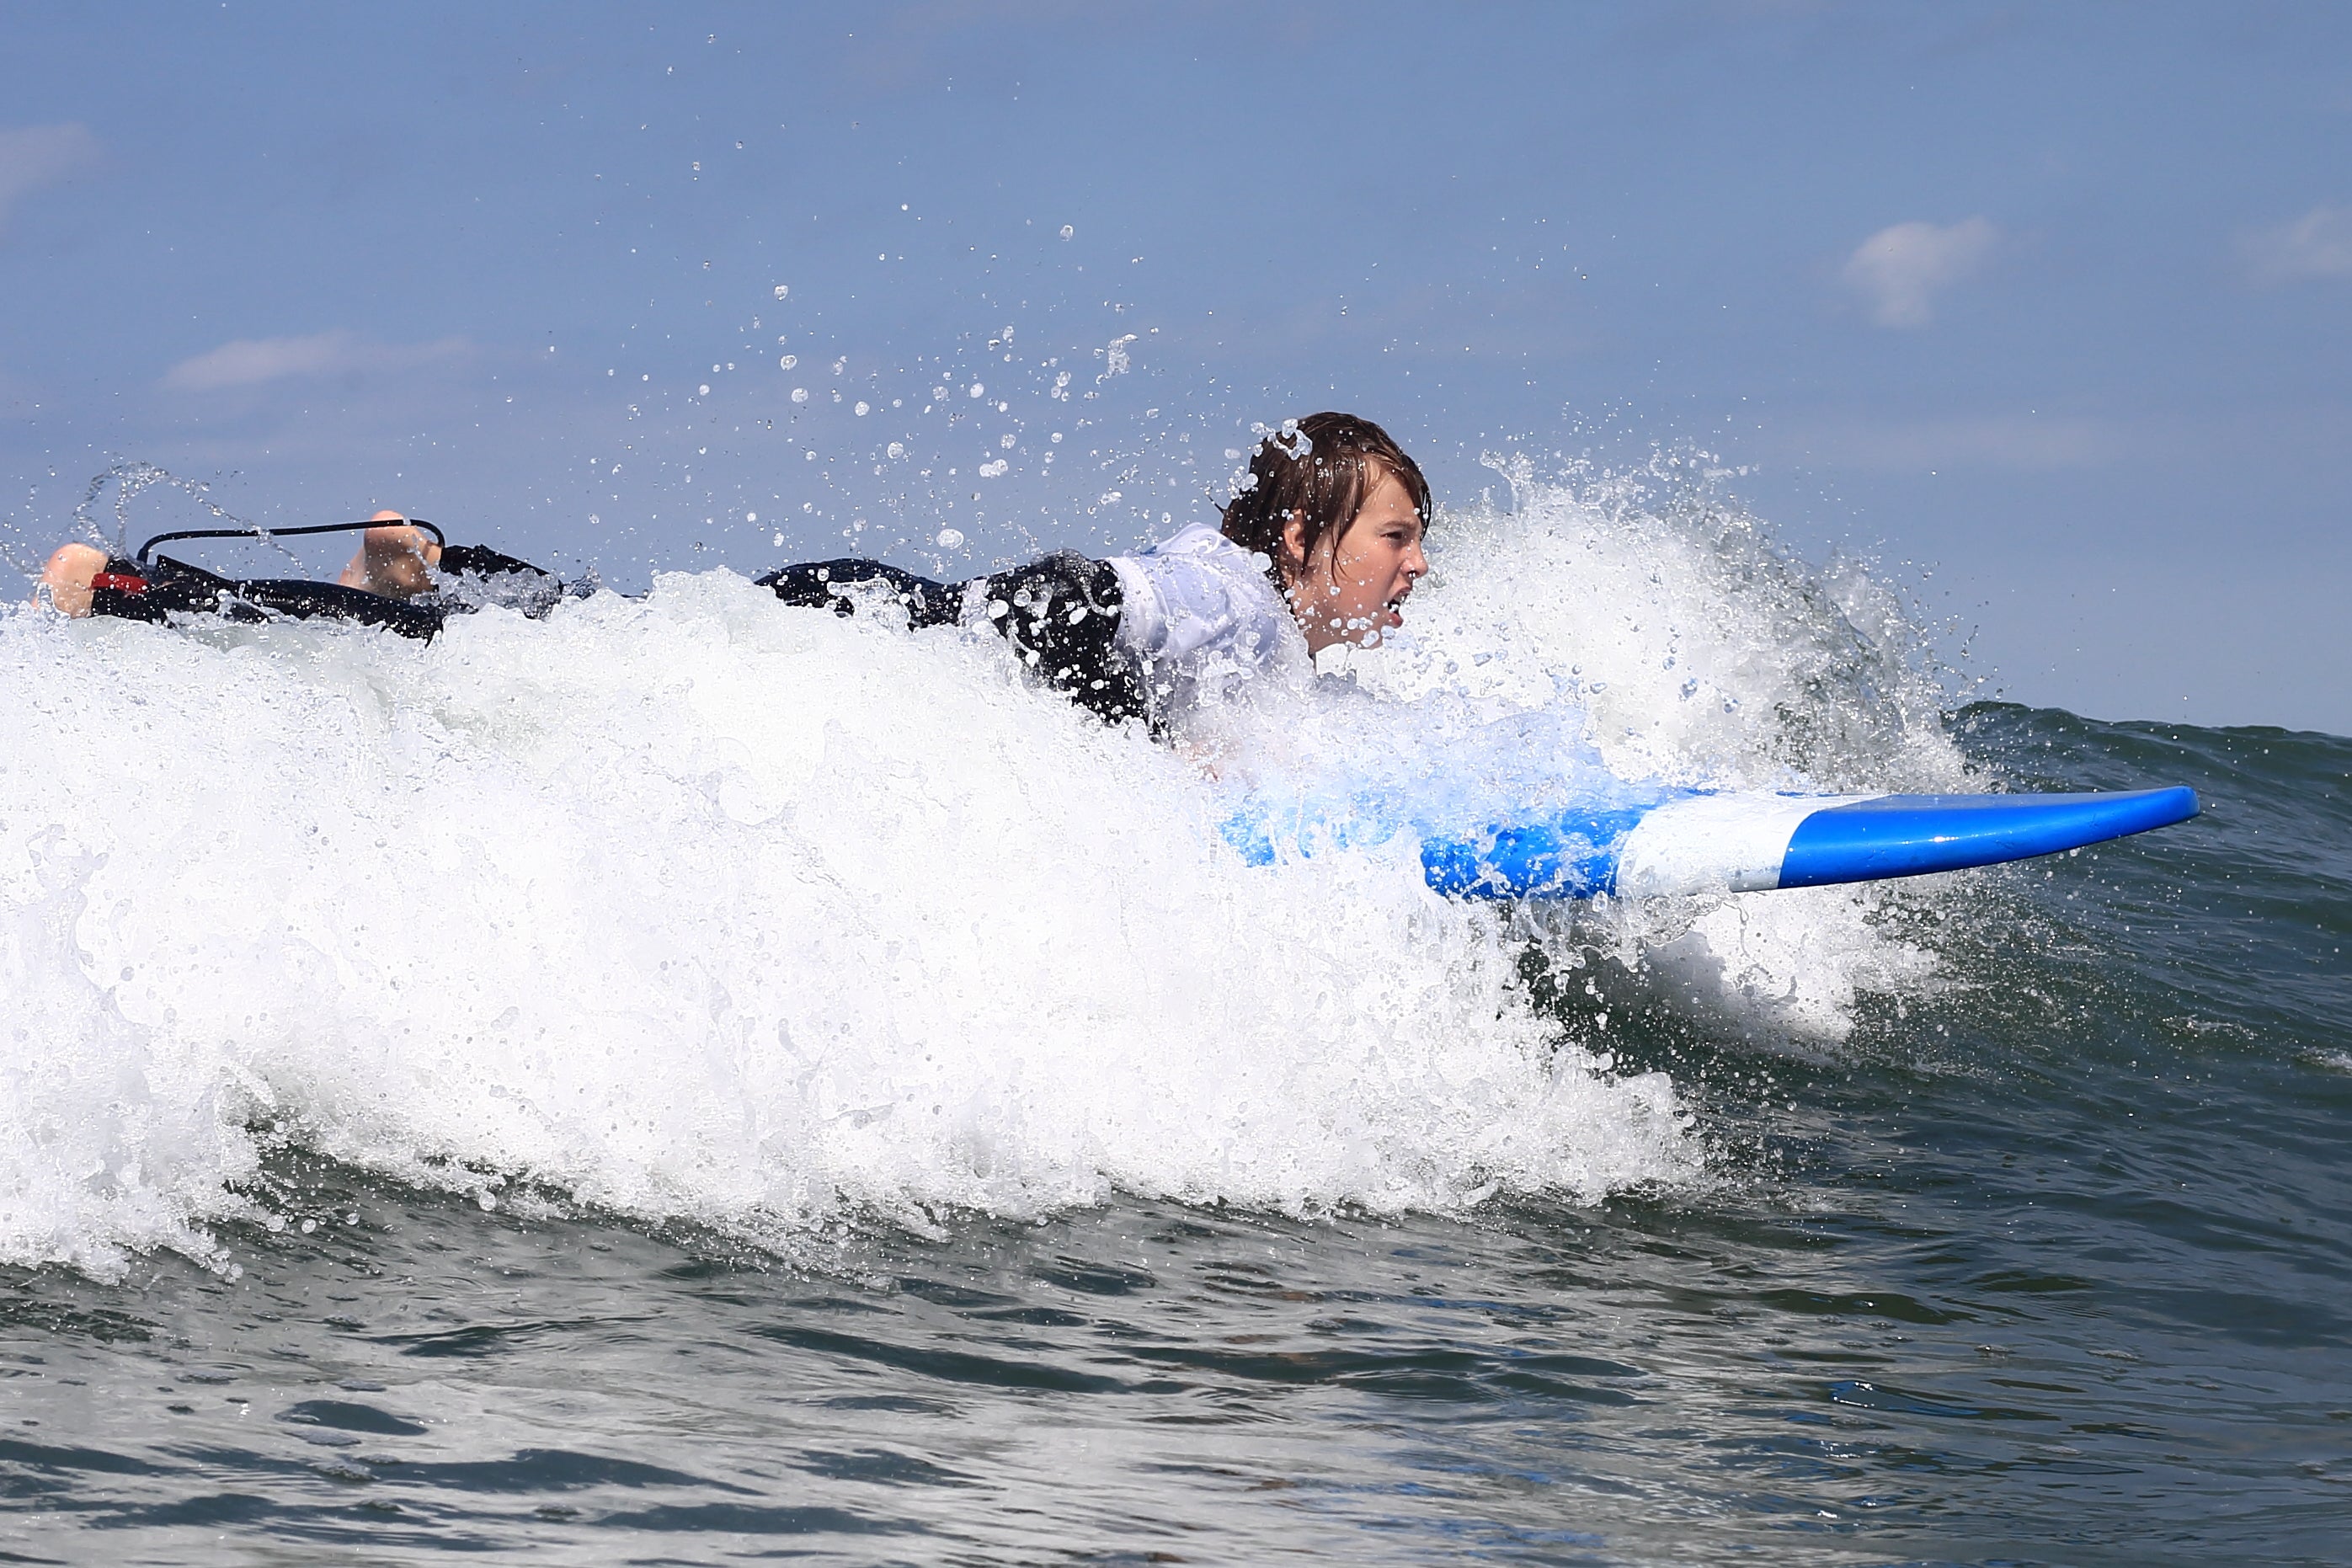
[[3, 472, 2346, 1565]]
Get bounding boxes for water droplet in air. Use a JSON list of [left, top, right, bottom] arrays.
[[791, 387, 808, 403], [773, 285, 789, 300], [855, 401, 870, 416], [779, 354, 797, 369], [936, 528, 965, 549], [698, 384, 711, 396], [1059, 224, 1075, 240]]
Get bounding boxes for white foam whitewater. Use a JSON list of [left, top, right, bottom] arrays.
[[0, 455, 1966, 1280], [1352, 456, 1972, 1040], [0, 567, 1682, 1279]]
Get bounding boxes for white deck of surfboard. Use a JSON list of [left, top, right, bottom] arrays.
[[1613, 792, 1885, 898]]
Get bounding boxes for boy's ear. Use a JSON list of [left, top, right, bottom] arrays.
[[1278, 510, 1309, 574]]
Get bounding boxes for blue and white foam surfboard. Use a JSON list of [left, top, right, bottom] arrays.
[[1229, 787, 2199, 901]]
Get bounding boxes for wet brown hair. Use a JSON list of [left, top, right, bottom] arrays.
[[1218, 412, 1430, 585]]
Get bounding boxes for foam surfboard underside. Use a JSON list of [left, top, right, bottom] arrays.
[[1235, 787, 2200, 901]]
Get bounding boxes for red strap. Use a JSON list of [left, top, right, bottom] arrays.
[[91, 572, 148, 595]]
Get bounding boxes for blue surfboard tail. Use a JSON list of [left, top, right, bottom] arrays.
[[1774, 786, 2200, 890]]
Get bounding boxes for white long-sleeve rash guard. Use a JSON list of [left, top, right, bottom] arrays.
[[1104, 523, 1313, 725]]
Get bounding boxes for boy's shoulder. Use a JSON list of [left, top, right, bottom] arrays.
[[1134, 521, 1245, 564]]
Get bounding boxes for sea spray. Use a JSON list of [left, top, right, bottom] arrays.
[[1356, 458, 1965, 1040], [0, 572, 1693, 1277], [1363, 454, 1965, 791], [0, 824, 260, 1278], [0, 452, 1997, 1277]]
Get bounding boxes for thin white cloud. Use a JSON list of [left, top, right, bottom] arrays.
[[1841, 216, 1999, 328], [2239, 203, 2352, 284], [0, 123, 102, 236], [161, 330, 469, 392]]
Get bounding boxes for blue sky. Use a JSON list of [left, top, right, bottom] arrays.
[[3, 2, 2347, 732]]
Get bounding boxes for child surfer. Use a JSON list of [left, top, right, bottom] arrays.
[[31, 411, 1432, 734], [762, 411, 1430, 729]]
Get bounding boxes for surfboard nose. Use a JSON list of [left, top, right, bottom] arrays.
[[1775, 786, 2201, 889]]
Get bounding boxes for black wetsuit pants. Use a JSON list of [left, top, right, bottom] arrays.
[[86, 546, 553, 642], [84, 542, 1149, 727]]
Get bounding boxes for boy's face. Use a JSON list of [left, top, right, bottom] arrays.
[[1283, 469, 1429, 654]]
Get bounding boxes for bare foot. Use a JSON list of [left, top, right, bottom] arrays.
[[338, 510, 444, 598], [36, 543, 108, 617]]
